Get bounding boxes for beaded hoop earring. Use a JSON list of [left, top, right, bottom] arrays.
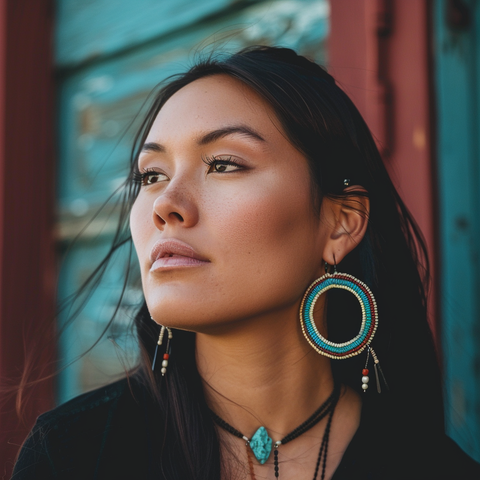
[[300, 262, 387, 392]]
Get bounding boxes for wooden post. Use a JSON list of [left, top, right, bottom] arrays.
[[0, 0, 56, 476]]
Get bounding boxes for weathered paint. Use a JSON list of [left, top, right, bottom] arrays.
[[56, 0, 242, 67], [55, 0, 330, 403], [434, 0, 480, 461], [0, 1, 56, 475]]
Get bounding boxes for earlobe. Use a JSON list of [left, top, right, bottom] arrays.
[[321, 187, 370, 265]]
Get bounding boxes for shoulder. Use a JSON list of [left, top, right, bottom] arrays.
[[34, 377, 127, 431], [334, 398, 480, 480], [12, 377, 151, 480], [439, 436, 480, 480]]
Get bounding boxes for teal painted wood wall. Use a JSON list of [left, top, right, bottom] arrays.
[[55, 0, 329, 403], [434, 0, 480, 461]]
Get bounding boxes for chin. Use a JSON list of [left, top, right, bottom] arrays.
[[145, 293, 218, 331], [145, 295, 252, 334]]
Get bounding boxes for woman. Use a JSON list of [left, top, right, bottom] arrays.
[[12, 46, 479, 479]]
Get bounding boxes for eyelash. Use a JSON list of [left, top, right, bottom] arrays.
[[201, 155, 244, 173], [133, 156, 244, 186], [132, 167, 165, 186]]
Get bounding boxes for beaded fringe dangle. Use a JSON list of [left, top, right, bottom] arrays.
[[361, 348, 371, 392], [361, 346, 388, 393], [151, 323, 172, 375]]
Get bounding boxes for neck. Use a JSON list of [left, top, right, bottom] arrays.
[[196, 298, 334, 441]]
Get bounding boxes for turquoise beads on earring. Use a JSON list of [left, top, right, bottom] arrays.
[[300, 272, 378, 359], [300, 272, 389, 394]]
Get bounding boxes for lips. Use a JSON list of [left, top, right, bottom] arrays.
[[149, 239, 210, 271]]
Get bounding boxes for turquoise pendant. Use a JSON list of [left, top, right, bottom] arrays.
[[249, 426, 273, 464]]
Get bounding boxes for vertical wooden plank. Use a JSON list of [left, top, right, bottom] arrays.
[[0, 0, 56, 475], [434, 0, 480, 460], [328, 1, 369, 114]]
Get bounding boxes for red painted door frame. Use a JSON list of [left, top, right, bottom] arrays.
[[329, 0, 438, 336], [0, 0, 56, 475]]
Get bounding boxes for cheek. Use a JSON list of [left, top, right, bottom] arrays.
[[218, 167, 317, 252], [205, 174, 321, 311], [218, 189, 308, 254], [130, 196, 152, 267]]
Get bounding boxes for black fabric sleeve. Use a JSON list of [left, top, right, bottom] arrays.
[[10, 379, 127, 480], [11, 418, 56, 479]]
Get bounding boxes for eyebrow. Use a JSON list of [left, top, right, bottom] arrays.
[[141, 125, 265, 153], [197, 125, 265, 145]]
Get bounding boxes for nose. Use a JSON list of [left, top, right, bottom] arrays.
[[152, 178, 200, 230]]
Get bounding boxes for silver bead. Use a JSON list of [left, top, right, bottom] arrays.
[[362, 376, 370, 384]]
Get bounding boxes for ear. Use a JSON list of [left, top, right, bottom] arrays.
[[320, 187, 370, 266]]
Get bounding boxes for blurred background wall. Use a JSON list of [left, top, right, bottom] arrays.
[[1, 0, 479, 476]]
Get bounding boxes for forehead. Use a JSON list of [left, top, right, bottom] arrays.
[[146, 75, 281, 142]]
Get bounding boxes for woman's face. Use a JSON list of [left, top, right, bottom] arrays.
[[130, 75, 328, 332]]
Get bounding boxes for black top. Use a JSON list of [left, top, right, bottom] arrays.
[[12, 378, 480, 480]]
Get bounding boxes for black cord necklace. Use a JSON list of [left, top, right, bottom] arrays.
[[210, 384, 340, 479]]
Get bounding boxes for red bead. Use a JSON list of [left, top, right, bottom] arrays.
[[163, 354, 170, 360], [362, 369, 369, 375]]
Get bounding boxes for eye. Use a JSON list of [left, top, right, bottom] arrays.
[[211, 162, 238, 173], [202, 155, 244, 174], [133, 168, 168, 186]]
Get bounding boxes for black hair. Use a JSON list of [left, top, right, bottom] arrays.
[[42, 46, 446, 478]]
